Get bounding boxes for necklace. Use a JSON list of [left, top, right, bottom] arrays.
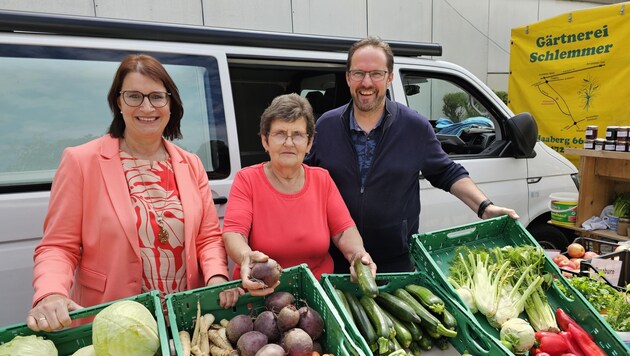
[[132, 148, 171, 244]]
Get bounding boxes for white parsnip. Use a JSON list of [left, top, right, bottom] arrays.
[[179, 330, 192, 356]]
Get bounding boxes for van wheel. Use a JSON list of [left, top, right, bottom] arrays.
[[528, 223, 570, 251]]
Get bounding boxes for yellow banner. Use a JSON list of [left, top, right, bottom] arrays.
[[508, 2, 630, 167]]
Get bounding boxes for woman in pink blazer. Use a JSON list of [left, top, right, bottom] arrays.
[[27, 54, 241, 332]]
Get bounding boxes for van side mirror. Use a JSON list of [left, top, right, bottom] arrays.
[[506, 112, 537, 158]]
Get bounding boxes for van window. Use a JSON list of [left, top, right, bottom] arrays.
[[401, 72, 499, 156], [228, 59, 346, 167], [0, 45, 228, 192]]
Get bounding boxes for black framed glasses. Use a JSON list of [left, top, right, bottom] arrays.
[[348, 70, 389, 82], [269, 131, 309, 145], [120, 90, 171, 108]]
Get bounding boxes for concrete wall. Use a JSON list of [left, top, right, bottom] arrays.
[[0, 0, 603, 91]]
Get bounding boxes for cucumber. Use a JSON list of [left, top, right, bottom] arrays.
[[405, 284, 445, 314], [393, 288, 457, 338], [359, 295, 391, 354], [380, 308, 413, 348], [353, 258, 378, 297], [343, 291, 377, 347], [375, 291, 423, 324]]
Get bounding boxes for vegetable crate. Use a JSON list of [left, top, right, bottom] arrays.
[[0, 290, 169, 356], [165, 264, 364, 356], [571, 236, 630, 289], [320, 271, 513, 355], [411, 215, 629, 355]]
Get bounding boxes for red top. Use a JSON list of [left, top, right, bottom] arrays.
[[223, 163, 356, 280]]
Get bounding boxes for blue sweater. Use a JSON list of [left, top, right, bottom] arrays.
[[305, 99, 469, 272]]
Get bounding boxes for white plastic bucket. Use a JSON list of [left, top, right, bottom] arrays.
[[549, 192, 578, 226]]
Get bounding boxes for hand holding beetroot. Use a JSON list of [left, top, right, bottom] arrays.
[[240, 251, 282, 296]]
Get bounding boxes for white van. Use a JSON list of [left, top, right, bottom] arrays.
[[0, 10, 578, 326]]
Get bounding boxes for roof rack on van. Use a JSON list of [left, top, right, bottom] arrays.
[[0, 10, 442, 57]]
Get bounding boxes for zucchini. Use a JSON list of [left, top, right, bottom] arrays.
[[343, 291, 377, 348], [441, 308, 457, 331], [417, 334, 433, 351], [433, 336, 450, 351], [402, 319, 423, 341], [393, 288, 457, 338], [375, 291, 422, 324], [353, 258, 378, 297], [405, 284, 445, 314], [335, 289, 352, 317], [380, 308, 413, 348], [409, 341, 423, 356], [359, 295, 391, 355]]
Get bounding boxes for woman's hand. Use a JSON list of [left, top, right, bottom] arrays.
[[26, 294, 82, 332], [240, 250, 280, 297], [207, 275, 244, 309], [349, 251, 377, 283]]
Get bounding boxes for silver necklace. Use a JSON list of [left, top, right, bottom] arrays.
[[132, 148, 171, 244]]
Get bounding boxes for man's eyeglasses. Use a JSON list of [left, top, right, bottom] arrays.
[[120, 90, 171, 108], [348, 70, 389, 82], [269, 131, 309, 145]]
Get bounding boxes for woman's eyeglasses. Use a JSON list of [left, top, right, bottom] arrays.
[[269, 131, 309, 145], [120, 90, 171, 108]]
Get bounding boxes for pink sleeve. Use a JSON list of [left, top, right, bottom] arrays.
[[222, 170, 254, 238], [33, 148, 83, 305], [191, 153, 229, 282]]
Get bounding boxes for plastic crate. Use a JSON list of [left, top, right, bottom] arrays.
[[569, 236, 630, 289], [320, 271, 513, 355], [165, 264, 364, 356], [0, 291, 169, 356], [411, 215, 629, 355]]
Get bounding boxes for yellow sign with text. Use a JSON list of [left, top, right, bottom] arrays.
[[508, 3, 630, 167]]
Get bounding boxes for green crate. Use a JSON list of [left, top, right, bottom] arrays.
[[0, 291, 169, 356], [321, 271, 513, 355], [411, 215, 630, 355], [166, 264, 365, 356]]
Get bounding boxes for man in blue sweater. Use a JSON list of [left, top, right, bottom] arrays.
[[305, 37, 518, 273]]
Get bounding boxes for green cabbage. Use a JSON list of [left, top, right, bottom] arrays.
[[71, 345, 95, 356], [0, 335, 58, 356], [92, 300, 159, 356]]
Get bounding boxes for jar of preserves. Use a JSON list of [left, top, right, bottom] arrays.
[[606, 126, 619, 140], [616, 140, 628, 152], [594, 138, 605, 150], [584, 139, 595, 149], [585, 125, 599, 140], [604, 140, 616, 151], [617, 126, 629, 141]]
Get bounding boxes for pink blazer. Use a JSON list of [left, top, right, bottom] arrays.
[[32, 135, 228, 308]]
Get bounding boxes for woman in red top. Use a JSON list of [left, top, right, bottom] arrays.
[[223, 93, 375, 295]]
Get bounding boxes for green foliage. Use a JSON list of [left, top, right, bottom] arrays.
[[442, 92, 476, 121], [612, 192, 630, 218], [494, 90, 508, 104]]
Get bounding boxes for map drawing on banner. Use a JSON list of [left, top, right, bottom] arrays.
[[508, 2, 630, 168]]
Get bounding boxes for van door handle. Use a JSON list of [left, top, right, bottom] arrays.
[[214, 196, 228, 204]]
